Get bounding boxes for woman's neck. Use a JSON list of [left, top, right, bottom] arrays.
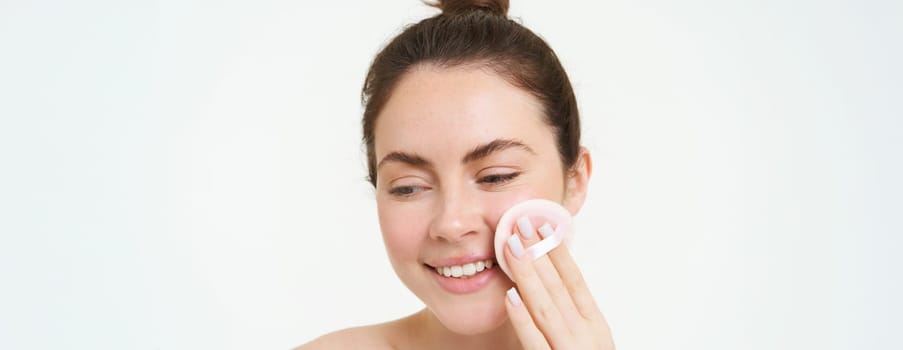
[[402, 308, 522, 350]]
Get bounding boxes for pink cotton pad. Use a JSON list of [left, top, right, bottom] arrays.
[[494, 199, 575, 280]]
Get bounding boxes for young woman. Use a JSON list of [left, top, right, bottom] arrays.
[[301, 0, 614, 348]]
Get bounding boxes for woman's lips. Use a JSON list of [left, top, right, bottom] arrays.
[[427, 259, 500, 294]]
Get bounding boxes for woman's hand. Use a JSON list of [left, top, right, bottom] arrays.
[[503, 221, 615, 350]]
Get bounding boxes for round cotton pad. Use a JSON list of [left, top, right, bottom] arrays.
[[494, 199, 575, 280]]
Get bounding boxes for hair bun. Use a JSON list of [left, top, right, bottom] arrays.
[[431, 0, 509, 17]]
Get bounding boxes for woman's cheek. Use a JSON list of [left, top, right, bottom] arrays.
[[377, 200, 430, 262], [481, 190, 537, 230], [480, 174, 566, 228]]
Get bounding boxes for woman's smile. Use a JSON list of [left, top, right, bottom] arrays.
[[429, 260, 500, 294], [425, 255, 500, 294], [430, 258, 494, 278]]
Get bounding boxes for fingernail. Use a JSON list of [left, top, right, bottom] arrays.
[[507, 234, 525, 258], [516, 216, 535, 239], [507, 287, 522, 306], [538, 222, 555, 238]]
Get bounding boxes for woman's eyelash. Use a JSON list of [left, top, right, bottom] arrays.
[[390, 173, 520, 196], [478, 172, 521, 184], [389, 186, 419, 197]]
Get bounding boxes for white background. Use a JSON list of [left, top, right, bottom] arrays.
[[1, 0, 901, 349]]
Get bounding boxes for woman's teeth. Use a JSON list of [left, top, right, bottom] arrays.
[[434, 259, 495, 278]]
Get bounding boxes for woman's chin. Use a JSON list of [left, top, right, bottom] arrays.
[[430, 297, 509, 335]]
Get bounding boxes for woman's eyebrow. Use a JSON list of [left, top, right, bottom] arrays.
[[377, 151, 430, 170], [462, 139, 534, 163], [377, 138, 533, 170]]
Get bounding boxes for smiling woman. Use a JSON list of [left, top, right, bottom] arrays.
[[297, 0, 614, 349]]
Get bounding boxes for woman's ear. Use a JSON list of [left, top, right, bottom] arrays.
[[563, 147, 592, 216]]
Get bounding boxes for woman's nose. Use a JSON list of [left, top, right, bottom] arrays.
[[428, 188, 484, 243]]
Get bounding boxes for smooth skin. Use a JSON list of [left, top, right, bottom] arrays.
[[299, 64, 613, 349]]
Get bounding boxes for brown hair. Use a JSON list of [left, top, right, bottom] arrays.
[[361, 0, 580, 186]]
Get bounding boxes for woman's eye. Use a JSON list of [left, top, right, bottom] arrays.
[[389, 186, 421, 197], [478, 172, 521, 185]]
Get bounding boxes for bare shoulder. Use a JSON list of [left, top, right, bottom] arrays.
[[293, 323, 398, 350]]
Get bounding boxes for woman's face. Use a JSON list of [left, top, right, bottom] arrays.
[[373, 65, 577, 335]]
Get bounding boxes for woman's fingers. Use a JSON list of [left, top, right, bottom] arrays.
[[506, 228, 573, 348], [521, 222, 583, 326], [546, 239, 604, 322], [507, 216, 614, 349], [505, 287, 551, 350]]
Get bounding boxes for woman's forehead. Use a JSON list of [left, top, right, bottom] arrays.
[[373, 67, 549, 160]]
